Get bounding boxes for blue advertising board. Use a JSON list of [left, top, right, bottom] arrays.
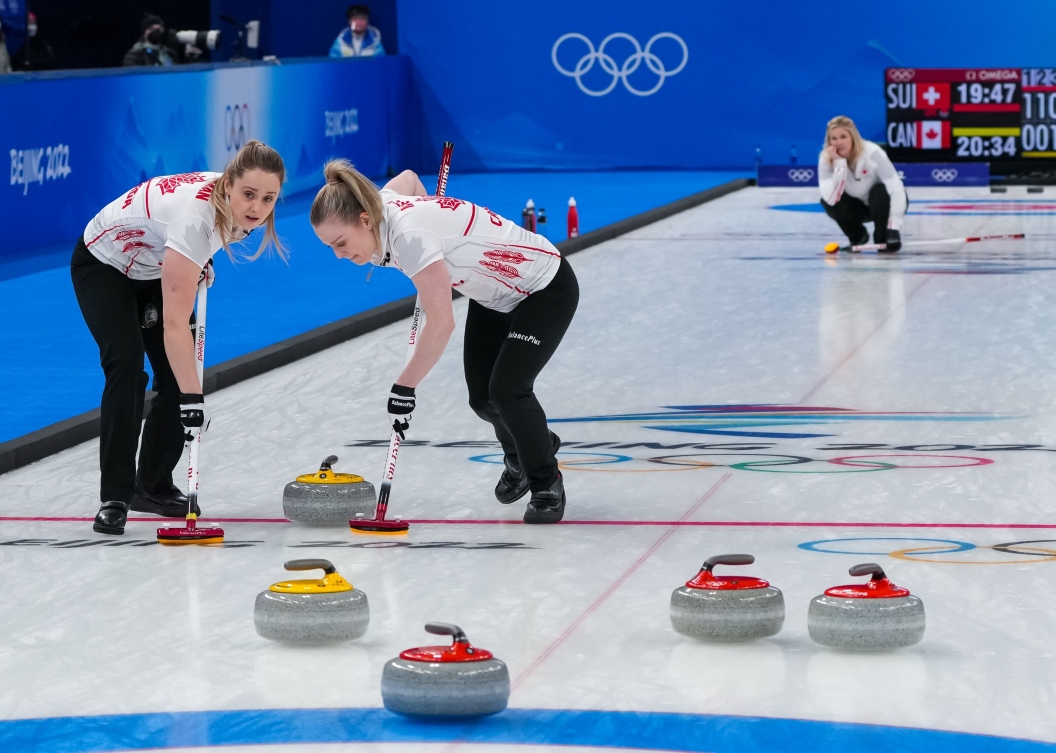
[[758, 162, 988, 187], [1, 55, 411, 259]]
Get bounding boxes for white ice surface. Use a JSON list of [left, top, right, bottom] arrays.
[[2, 186, 1056, 747]]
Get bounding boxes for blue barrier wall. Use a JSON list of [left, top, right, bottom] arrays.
[[396, 0, 1056, 171], [0, 55, 412, 260]]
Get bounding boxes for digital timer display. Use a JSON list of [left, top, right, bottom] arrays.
[[885, 68, 1056, 162]]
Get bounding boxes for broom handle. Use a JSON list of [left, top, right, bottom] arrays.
[[186, 278, 207, 522]]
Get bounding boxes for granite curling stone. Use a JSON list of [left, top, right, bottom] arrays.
[[670, 553, 785, 642], [381, 623, 510, 717], [254, 559, 369, 644], [808, 563, 925, 649], [283, 455, 377, 524]]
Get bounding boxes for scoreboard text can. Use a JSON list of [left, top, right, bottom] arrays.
[[885, 68, 1056, 163]]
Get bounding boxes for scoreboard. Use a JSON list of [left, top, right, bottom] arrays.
[[885, 68, 1056, 163]]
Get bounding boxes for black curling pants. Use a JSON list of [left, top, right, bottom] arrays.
[[464, 257, 579, 492], [821, 182, 906, 245], [70, 239, 186, 503]]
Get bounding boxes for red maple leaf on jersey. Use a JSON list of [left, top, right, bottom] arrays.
[[484, 249, 528, 264], [114, 229, 146, 242], [479, 260, 522, 279], [389, 199, 414, 211], [122, 240, 155, 254], [156, 173, 209, 195], [417, 196, 464, 211]]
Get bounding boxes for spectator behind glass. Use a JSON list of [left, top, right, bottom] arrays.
[[329, 4, 385, 58], [0, 17, 12, 74], [123, 13, 203, 67], [20, 13, 56, 71]]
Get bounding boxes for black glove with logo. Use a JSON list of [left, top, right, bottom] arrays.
[[179, 393, 209, 443], [387, 384, 416, 439]]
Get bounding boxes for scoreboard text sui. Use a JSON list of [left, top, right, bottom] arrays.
[[885, 68, 1056, 162]]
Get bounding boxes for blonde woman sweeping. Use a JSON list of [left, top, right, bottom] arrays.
[[311, 161, 579, 524], [73, 141, 287, 534], [819, 115, 908, 252]]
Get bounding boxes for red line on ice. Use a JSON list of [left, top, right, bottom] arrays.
[[509, 473, 732, 691]]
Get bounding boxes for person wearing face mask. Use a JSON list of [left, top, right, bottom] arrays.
[[329, 5, 385, 58], [123, 13, 201, 67], [72, 142, 287, 536], [310, 161, 579, 524], [19, 13, 56, 71], [818, 115, 908, 252]]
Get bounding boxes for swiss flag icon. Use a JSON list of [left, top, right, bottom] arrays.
[[915, 82, 950, 111], [916, 120, 951, 149]]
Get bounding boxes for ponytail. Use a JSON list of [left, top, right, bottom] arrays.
[[210, 139, 288, 261], [310, 159, 384, 251]]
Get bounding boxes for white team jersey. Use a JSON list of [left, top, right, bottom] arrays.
[[83, 172, 223, 279], [375, 189, 561, 313], [817, 140, 907, 229]]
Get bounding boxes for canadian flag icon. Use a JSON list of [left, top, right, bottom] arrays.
[[916, 120, 951, 149]]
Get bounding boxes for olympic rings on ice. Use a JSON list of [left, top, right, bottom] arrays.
[[800, 537, 1056, 566], [552, 32, 688, 97], [931, 168, 959, 183], [468, 452, 998, 474]]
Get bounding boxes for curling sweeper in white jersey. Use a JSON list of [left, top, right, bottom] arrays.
[[818, 115, 908, 253], [73, 141, 286, 536], [311, 160, 579, 524]]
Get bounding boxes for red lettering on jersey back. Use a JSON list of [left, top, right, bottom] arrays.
[[483, 249, 528, 264], [121, 183, 143, 209], [156, 173, 209, 195], [195, 182, 215, 201], [388, 199, 414, 211], [415, 196, 464, 211], [114, 229, 146, 242], [483, 207, 502, 227], [122, 240, 155, 254], [478, 260, 522, 279]]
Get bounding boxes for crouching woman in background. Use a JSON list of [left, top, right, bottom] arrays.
[[819, 115, 908, 252]]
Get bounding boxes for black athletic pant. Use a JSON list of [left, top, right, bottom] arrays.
[[821, 182, 906, 245], [464, 257, 579, 492], [70, 239, 185, 503]]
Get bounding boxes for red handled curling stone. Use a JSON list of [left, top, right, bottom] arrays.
[[254, 559, 369, 644], [670, 554, 784, 642], [381, 623, 509, 717], [808, 563, 925, 649], [283, 456, 376, 524]]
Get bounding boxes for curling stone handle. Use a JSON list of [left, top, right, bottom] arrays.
[[284, 559, 337, 575], [425, 622, 468, 643], [849, 563, 886, 580], [319, 455, 339, 472], [702, 554, 755, 572]]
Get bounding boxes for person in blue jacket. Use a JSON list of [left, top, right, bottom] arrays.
[[330, 5, 385, 58]]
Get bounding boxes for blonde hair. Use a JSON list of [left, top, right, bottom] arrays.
[[309, 159, 384, 252], [209, 140, 287, 261], [821, 115, 865, 167]]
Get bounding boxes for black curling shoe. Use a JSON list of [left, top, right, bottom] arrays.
[[130, 480, 198, 518], [523, 473, 565, 525], [495, 457, 529, 505], [880, 229, 901, 253], [93, 500, 130, 535], [495, 432, 562, 505]]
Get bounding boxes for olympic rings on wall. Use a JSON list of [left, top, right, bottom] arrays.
[[931, 168, 959, 183], [800, 537, 1056, 565], [787, 168, 816, 183], [552, 32, 688, 97], [224, 104, 251, 152]]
